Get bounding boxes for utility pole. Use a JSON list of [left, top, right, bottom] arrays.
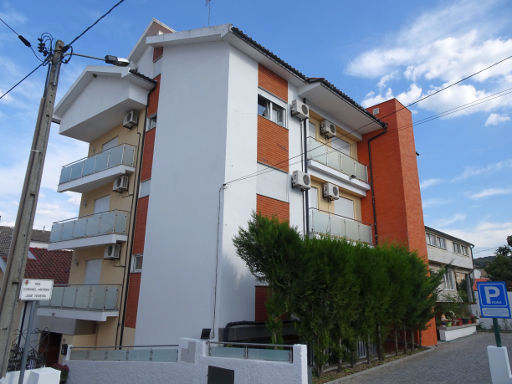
[[0, 40, 64, 378]]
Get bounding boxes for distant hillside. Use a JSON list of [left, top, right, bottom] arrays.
[[474, 256, 495, 269]]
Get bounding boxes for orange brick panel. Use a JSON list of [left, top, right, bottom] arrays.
[[257, 116, 289, 172], [359, 98, 437, 346], [258, 65, 288, 101], [153, 47, 163, 62], [147, 75, 160, 117], [256, 194, 289, 223], [140, 128, 155, 182], [255, 286, 271, 322], [132, 196, 149, 255], [125, 272, 141, 328]]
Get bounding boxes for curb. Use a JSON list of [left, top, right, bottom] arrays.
[[323, 347, 435, 384]]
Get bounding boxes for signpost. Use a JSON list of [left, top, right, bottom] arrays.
[[17, 279, 53, 384], [477, 281, 511, 347]]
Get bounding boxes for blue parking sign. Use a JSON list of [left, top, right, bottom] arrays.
[[477, 281, 511, 318]]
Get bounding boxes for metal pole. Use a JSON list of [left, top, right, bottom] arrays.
[[0, 40, 64, 378], [493, 318, 502, 347], [18, 301, 38, 384]]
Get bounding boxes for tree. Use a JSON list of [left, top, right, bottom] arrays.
[[486, 235, 512, 289]]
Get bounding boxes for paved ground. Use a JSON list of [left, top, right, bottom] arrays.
[[335, 332, 512, 384]]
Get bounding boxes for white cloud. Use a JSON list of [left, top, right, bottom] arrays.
[[436, 214, 466, 227], [485, 113, 510, 126], [469, 187, 512, 199], [452, 159, 512, 181], [420, 178, 443, 190], [348, 0, 512, 116], [422, 198, 451, 209]]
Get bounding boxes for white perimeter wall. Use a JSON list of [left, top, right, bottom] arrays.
[[136, 41, 231, 344], [65, 339, 308, 384]]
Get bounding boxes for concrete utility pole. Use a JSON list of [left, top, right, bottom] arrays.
[[0, 40, 64, 378]]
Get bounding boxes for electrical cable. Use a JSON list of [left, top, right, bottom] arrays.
[[224, 55, 512, 186], [0, 61, 47, 101], [226, 85, 512, 186], [0, 15, 43, 62], [64, 0, 125, 50]]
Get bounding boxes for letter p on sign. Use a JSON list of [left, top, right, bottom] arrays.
[[484, 286, 501, 304]]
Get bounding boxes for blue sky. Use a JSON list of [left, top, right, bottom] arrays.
[[0, 0, 511, 258]]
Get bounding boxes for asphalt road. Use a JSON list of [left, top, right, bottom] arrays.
[[334, 332, 512, 384]]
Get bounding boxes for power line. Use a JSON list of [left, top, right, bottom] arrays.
[[226, 84, 512, 186], [224, 54, 512, 186], [65, 0, 125, 50], [0, 61, 47, 101], [0, 16, 43, 61]]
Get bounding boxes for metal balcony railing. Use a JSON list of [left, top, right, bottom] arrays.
[[39, 284, 120, 311], [309, 208, 372, 244], [307, 136, 368, 182], [49, 210, 128, 243], [59, 144, 136, 185]]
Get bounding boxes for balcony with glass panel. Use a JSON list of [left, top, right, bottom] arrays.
[[307, 136, 368, 184], [309, 208, 372, 244], [58, 144, 136, 193], [48, 210, 129, 250], [38, 285, 120, 322]]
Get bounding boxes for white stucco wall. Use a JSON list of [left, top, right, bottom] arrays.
[[136, 41, 231, 345], [65, 339, 308, 384], [427, 242, 473, 270]]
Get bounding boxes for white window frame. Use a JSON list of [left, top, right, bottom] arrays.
[[257, 89, 288, 128], [437, 237, 446, 249], [147, 114, 157, 131], [132, 254, 143, 272]]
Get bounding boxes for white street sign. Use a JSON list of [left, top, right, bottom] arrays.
[[19, 279, 54, 301]]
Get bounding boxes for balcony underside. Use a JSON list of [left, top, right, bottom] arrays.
[[48, 233, 127, 251], [58, 165, 134, 193], [38, 307, 119, 322], [37, 316, 96, 335]]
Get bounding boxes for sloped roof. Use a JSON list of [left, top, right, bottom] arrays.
[[0, 226, 51, 258], [2, 248, 72, 284]]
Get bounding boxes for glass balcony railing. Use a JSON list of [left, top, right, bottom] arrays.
[[59, 144, 136, 185], [49, 210, 128, 243], [307, 137, 368, 183], [39, 285, 120, 311], [309, 208, 372, 244], [69, 345, 179, 362]]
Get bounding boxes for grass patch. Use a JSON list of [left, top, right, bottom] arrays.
[[312, 348, 427, 384]]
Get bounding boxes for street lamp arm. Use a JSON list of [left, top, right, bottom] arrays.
[[65, 52, 130, 67]]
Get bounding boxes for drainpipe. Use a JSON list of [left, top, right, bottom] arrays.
[[303, 98, 310, 237], [117, 89, 152, 346], [367, 124, 387, 245]]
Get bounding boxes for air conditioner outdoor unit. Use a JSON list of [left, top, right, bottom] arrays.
[[104, 244, 121, 259], [291, 100, 310, 120], [323, 182, 340, 200], [291, 170, 311, 190], [320, 119, 336, 138], [123, 110, 139, 129], [113, 175, 129, 192]]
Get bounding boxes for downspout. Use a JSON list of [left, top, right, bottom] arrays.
[[303, 98, 310, 237], [367, 124, 387, 245], [117, 88, 152, 346]]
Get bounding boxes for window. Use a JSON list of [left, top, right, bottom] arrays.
[[462, 245, 469, 256], [102, 137, 119, 151], [442, 270, 456, 290], [331, 137, 351, 156], [334, 196, 354, 219], [437, 237, 446, 249], [147, 115, 157, 131], [258, 94, 286, 127], [453, 243, 461, 254], [308, 122, 316, 138], [309, 187, 318, 209], [132, 254, 143, 272], [426, 233, 437, 246]]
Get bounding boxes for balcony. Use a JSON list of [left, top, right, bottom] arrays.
[[38, 284, 120, 322], [58, 144, 136, 193], [48, 210, 128, 250], [309, 208, 372, 244], [307, 136, 368, 184]]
